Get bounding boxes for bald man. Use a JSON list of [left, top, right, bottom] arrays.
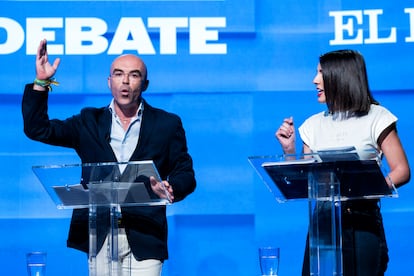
[[22, 39, 196, 275]]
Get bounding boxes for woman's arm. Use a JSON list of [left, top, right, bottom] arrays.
[[380, 129, 411, 188]]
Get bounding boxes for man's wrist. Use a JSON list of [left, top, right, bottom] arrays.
[[33, 78, 59, 91], [33, 83, 48, 92]]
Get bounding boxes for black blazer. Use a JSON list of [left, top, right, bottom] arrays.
[[22, 84, 196, 261]]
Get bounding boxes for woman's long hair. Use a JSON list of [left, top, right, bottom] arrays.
[[319, 50, 378, 118]]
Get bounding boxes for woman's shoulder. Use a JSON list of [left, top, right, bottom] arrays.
[[299, 111, 327, 132], [369, 104, 396, 119], [303, 110, 327, 123]]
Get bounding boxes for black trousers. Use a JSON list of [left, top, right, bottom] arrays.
[[302, 199, 389, 276]]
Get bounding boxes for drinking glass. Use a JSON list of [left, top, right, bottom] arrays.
[[259, 246, 280, 276], [26, 251, 47, 276]]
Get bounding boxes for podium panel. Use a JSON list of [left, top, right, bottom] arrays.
[[249, 149, 397, 276], [308, 170, 343, 275], [33, 160, 170, 276]]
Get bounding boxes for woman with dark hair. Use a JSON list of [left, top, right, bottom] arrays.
[[275, 50, 410, 275]]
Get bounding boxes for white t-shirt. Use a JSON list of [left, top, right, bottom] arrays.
[[298, 104, 397, 153]]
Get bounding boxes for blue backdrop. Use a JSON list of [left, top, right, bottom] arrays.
[[1, 0, 413, 275]]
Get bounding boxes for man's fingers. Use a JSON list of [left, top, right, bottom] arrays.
[[40, 40, 47, 56], [52, 58, 61, 70]]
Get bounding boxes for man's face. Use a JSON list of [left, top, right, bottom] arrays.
[[107, 54, 148, 110]]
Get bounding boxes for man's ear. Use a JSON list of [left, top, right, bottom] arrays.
[[142, 79, 149, 92], [107, 76, 112, 89]]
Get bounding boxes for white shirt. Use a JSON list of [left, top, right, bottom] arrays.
[[298, 104, 397, 154], [109, 100, 143, 165]]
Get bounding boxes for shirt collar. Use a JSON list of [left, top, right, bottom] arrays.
[[109, 99, 144, 119]]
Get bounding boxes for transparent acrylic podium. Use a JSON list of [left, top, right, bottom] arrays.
[[32, 160, 170, 276], [249, 148, 397, 276]]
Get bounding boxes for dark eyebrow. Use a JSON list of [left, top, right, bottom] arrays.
[[130, 70, 142, 77], [112, 68, 142, 77]]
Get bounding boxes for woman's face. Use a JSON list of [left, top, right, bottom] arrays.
[[313, 63, 326, 103]]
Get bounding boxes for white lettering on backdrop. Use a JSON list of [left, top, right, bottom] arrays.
[[0, 16, 227, 55], [330, 8, 414, 45], [1, 8, 413, 53]]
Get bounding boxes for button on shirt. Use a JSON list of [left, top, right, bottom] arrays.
[[109, 99, 143, 168]]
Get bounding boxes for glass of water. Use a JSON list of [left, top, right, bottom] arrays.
[[259, 246, 280, 276], [26, 251, 47, 276]]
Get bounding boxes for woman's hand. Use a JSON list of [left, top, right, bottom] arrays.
[[275, 117, 296, 154]]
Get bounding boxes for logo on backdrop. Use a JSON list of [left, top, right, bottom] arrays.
[[330, 8, 414, 45], [1, 7, 414, 55], [0, 17, 227, 55]]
